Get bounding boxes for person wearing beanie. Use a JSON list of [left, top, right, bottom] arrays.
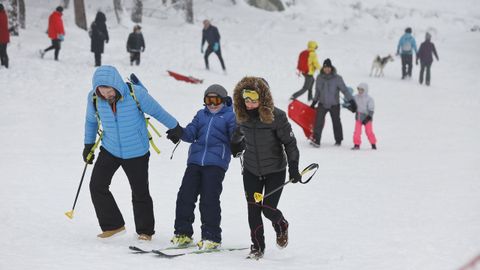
[[168, 84, 236, 251], [310, 58, 356, 147], [39, 6, 65, 60], [291, 41, 321, 101], [396, 27, 417, 79], [126, 25, 145, 66], [89, 11, 109, 67], [230, 76, 301, 259], [351, 82, 377, 150], [416, 32, 439, 86], [0, 3, 10, 68]]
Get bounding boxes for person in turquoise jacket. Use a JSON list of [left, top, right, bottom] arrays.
[[396, 27, 417, 79], [83, 65, 182, 241]]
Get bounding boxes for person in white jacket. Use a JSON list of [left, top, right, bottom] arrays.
[[352, 82, 377, 150]]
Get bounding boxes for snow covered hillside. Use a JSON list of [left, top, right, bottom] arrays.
[[0, 0, 479, 269]]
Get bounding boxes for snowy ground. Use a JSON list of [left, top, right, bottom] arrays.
[[1, 0, 480, 269]]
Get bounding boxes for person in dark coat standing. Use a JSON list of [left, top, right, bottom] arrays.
[[126, 25, 145, 66], [0, 4, 9, 68], [416, 32, 439, 86], [39, 6, 65, 61], [230, 77, 302, 260], [201, 20, 226, 71], [310, 58, 356, 148], [89, 11, 109, 67]]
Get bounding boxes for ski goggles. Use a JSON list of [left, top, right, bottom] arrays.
[[204, 95, 224, 106], [242, 89, 259, 101]]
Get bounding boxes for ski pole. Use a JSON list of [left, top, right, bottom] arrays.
[[65, 132, 103, 219], [253, 163, 319, 203]]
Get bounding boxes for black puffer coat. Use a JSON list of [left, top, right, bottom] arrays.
[[90, 12, 109, 54]]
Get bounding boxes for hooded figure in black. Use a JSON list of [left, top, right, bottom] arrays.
[[416, 32, 439, 86], [89, 11, 109, 67], [230, 76, 301, 259]]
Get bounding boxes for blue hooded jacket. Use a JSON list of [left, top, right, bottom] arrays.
[[84, 66, 177, 159], [397, 33, 417, 55], [181, 104, 236, 171]]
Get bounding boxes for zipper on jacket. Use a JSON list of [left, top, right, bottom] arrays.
[[252, 119, 263, 177], [221, 144, 225, 159], [201, 115, 214, 166]]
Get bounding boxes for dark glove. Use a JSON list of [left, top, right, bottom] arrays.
[[362, 115, 372, 125], [83, 144, 95, 164], [310, 101, 317, 109], [106, 39, 109, 44], [346, 99, 357, 113], [166, 123, 183, 144], [230, 141, 245, 157], [288, 162, 302, 183]]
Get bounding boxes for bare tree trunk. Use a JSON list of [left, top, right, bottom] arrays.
[[18, 0, 25, 29], [7, 0, 19, 35], [63, 0, 71, 9], [185, 0, 193, 24], [113, 0, 123, 24], [131, 0, 143, 23], [74, 0, 87, 30]]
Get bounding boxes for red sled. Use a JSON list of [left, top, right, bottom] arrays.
[[167, 70, 203, 84], [288, 99, 316, 139]]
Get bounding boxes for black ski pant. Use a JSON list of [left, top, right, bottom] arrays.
[[130, 52, 141, 66], [243, 169, 288, 251], [90, 147, 154, 235], [44, 39, 61, 60], [419, 62, 432, 85], [204, 45, 226, 71], [291, 74, 314, 100], [0, 43, 8, 68], [174, 164, 225, 243], [312, 104, 343, 144], [94, 52, 102, 67], [401, 54, 413, 78]]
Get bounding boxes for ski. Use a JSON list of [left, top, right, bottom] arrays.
[[129, 244, 196, 254], [151, 247, 248, 258]]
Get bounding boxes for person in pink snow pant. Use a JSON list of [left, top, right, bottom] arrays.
[[352, 82, 377, 150]]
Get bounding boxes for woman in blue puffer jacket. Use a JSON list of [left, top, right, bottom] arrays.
[[168, 84, 236, 250]]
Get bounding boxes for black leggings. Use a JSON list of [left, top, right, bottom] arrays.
[[243, 169, 288, 250], [44, 39, 61, 60], [0, 43, 8, 68]]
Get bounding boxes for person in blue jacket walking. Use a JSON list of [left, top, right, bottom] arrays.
[[201, 20, 226, 71], [83, 65, 182, 241], [396, 27, 417, 79], [168, 84, 236, 250]]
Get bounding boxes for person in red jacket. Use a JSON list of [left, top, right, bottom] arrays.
[[0, 4, 9, 68], [39, 6, 65, 61]]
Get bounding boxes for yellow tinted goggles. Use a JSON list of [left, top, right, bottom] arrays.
[[242, 89, 259, 101]]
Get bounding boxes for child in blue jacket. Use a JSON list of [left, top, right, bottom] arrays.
[[167, 84, 236, 250]]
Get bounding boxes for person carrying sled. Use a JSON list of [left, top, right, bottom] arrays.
[[0, 4, 9, 69], [83, 65, 182, 241], [201, 19, 226, 71], [351, 82, 377, 150], [290, 41, 321, 101], [39, 6, 65, 61], [89, 11, 109, 67], [310, 58, 355, 147], [126, 25, 145, 66], [396, 27, 417, 79], [416, 32, 439, 86], [167, 85, 236, 251], [230, 77, 302, 260]]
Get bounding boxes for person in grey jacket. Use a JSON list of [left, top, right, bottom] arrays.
[[416, 32, 439, 86], [310, 58, 355, 147], [352, 82, 377, 150], [230, 76, 301, 260]]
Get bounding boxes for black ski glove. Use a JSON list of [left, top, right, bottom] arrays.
[[348, 99, 357, 113], [230, 141, 245, 158], [362, 115, 372, 125], [310, 101, 317, 109], [288, 162, 302, 184], [83, 144, 95, 164], [166, 123, 183, 144]]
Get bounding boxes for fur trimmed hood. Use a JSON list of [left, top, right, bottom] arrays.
[[233, 76, 275, 124]]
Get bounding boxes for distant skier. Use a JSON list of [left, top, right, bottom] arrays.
[[126, 25, 145, 66], [167, 85, 236, 251], [396, 27, 417, 79], [0, 4, 9, 68], [230, 77, 302, 260], [290, 41, 321, 101], [416, 32, 439, 86], [201, 20, 226, 71], [351, 82, 377, 150], [89, 11, 109, 67], [39, 6, 65, 61]]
